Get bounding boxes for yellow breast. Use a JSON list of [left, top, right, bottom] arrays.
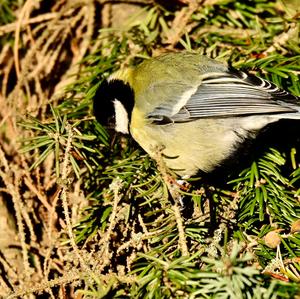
[[130, 107, 241, 176]]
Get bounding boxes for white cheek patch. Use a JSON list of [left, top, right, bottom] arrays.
[[113, 99, 129, 134]]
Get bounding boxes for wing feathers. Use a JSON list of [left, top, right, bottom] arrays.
[[147, 67, 299, 124]]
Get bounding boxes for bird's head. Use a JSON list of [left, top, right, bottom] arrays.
[[93, 78, 134, 134]]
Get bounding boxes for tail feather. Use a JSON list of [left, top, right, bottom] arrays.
[[271, 112, 300, 120]]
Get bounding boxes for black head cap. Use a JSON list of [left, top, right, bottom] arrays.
[[93, 79, 135, 131]]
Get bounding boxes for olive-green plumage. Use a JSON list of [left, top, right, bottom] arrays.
[[117, 53, 226, 114], [94, 52, 300, 176]]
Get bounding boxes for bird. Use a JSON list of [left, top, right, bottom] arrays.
[[93, 52, 300, 177]]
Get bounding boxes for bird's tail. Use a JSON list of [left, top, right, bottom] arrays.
[[271, 112, 300, 121]]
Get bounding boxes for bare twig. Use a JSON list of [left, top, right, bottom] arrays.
[[0, 12, 57, 36]]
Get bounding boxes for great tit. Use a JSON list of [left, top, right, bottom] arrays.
[[93, 52, 300, 176]]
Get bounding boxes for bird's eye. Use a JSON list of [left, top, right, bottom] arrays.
[[94, 101, 116, 128], [106, 114, 116, 129]]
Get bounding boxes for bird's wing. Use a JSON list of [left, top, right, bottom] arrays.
[[147, 68, 300, 124]]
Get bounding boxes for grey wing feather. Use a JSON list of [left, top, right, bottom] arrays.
[[147, 68, 300, 124]]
